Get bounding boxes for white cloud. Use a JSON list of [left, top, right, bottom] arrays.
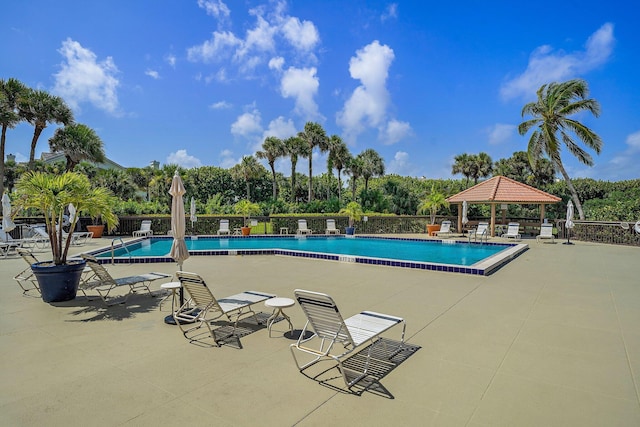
[[488, 123, 516, 145], [338, 40, 409, 144], [501, 23, 615, 101], [280, 66, 321, 120], [231, 109, 263, 138], [609, 131, 640, 167], [236, 15, 277, 60], [166, 149, 202, 168], [387, 151, 419, 176], [210, 100, 232, 109], [52, 38, 120, 115], [219, 149, 237, 168], [269, 56, 285, 71], [165, 54, 176, 67], [187, 31, 242, 63], [198, 0, 230, 21], [281, 16, 319, 51], [381, 119, 412, 145], [263, 116, 297, 140], [381, 3, 398, 22], [145, 69, 160, 79]]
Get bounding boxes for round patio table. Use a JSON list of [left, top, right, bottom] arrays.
[[265, 297, 295, 337]]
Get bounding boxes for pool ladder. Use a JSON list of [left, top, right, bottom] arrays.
[[111, 237, 132, 264]]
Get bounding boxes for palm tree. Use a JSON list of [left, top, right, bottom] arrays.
[[256, 136, 286, 200], [358, 148, 385, 191], [18, 89, 74, 169], [471, 152, 493, 184], [345, 156, 363, 201], [48, 123, 106, 172], [297, 122, 328, 202], [0, 78, 28, 195], [230, 155, 262, 201], [283, 136, 308, 203], [519, 79, 602, 219], [451, 153, 474, 186], [328, 137, 351, 202]]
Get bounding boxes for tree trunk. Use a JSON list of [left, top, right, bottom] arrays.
[[556, 162, 585, 220], [0, 125, 6, 196], [291, 160, 297, 203], [29, 125, 44, 169], [308, 156, 313, 202], [337, 170, 342, 202], [270, 165, 277, 199]]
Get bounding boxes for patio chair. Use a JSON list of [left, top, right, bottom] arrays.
[[14, 248, 41, 295], [133, 220, 153, 237], [0, 229, 23, 256], [290, 289, 406, 388], [434, 220, 454, 238], [297, 219, 313, 235], [25, 226, 51, 249], [536, 223, 555, 243], [80, 254, 171, 306], [62, 229, 93, 245], [325, 219, 340, 235], [468, 222, 489, 243], [501, 222, 521, 240], [174, 271, 275, 346], [218, 219, 231, 235]]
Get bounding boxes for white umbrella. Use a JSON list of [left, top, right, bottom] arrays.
[[564, 200, 575, 245], [461, 200, 469, 225], [2, 193, 16, 232], [68, 203, 77, 231], [168, 170, 189, 270], [190, 197, 197, 231]]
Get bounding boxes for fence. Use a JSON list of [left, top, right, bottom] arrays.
[[556, 220, 640, 247]]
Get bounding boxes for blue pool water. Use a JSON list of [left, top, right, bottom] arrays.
[[99, 236, 510, 267]]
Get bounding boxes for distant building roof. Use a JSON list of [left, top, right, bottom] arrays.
[[446, 175, 561, 204], [40, 152, 124, 171]]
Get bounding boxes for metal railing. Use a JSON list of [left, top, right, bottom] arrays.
[[556, 220, 640, 247]]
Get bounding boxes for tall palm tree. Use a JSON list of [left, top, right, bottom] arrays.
[[358, 148, 385, 191], [471, 152, 493, 184], [328, 137, 351, 202], [18, 89, 74, 169], [451, 153, 474, 186], [230, 155, 262, 201], [519, 79, 602, 219], [48, 123, 106, 172], [283, 136, 308, 203], [345, 156, 363, 201], [297, 122, 328, 202], [256, 136, 286, 200], [0, 78, 28, 195]]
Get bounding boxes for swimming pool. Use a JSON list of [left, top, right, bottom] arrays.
[[91, 236, 527, 275]]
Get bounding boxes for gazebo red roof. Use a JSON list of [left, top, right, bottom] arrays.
[[446, 176, 561, 204]]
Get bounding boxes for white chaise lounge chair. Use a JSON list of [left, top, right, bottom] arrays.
[[325, 219, 340, 235], [290, 289, 406, 388], [218, 219, 230, 235], [536, 223, 555, 243], [502, 222, 521, 240], [80, 254, 170, 306], [434, 220, 454, 238], [297, 219, 313, 235], [133, 220, 153, 237], [14, 248, 41, 295], [0, 229, 24, 256], [174, 271, 275, 346], [468, 222, 489, 242]]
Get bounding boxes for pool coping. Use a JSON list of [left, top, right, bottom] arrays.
[[86, 235, 528, 276]]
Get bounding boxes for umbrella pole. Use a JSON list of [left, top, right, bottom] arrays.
[[563, 227, 574, 245]]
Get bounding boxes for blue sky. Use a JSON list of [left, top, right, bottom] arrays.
[[2, 0, 639, 181]]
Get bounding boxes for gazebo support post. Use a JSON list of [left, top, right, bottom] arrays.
[[540, 203, 546, 223], [457, 203, 463, 233], [490, 203, 496, 237]]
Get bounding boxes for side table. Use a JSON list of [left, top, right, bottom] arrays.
[[265, 297, 294, 337]]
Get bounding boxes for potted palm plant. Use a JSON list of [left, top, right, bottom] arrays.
[[233, 199, 261, 236], [15, 171, 118, 302], [339, 201, 363, 235], [417, 185, 449, 235]]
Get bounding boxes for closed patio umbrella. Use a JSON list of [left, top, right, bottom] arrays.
[[2, 193, 16, 232], [68, 203, 77, 231], [564, 200, 575, 245], [168, 170, 189, 269], [190, 197, 197, 233], [462, 200, 469, 225]]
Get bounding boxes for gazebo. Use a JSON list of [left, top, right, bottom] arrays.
[[446, 176, 561, 237]]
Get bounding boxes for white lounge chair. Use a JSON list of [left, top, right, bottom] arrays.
[[325, 219, 340, 235], [297, 219, 313, 235], [468, 222, 489, 242], [0, 229, 24, 256], [536, 223, 555, 243], [290, 289, 406, 388], [25, 226, 51, 249], [218, 219, 231, 235], [80, 254, 170, 306], [14, 248, 41, 295], [434, 220, 454, 238], [133, 220, 153, 237], [174, 271, 275, 346], [502, 222, 521, 240]]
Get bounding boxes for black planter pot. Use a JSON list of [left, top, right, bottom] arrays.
[[345, 226, 355, 235], [32, 259, 86, 303]]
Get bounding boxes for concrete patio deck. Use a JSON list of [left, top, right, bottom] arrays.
[[1, 236, 638, 426]]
